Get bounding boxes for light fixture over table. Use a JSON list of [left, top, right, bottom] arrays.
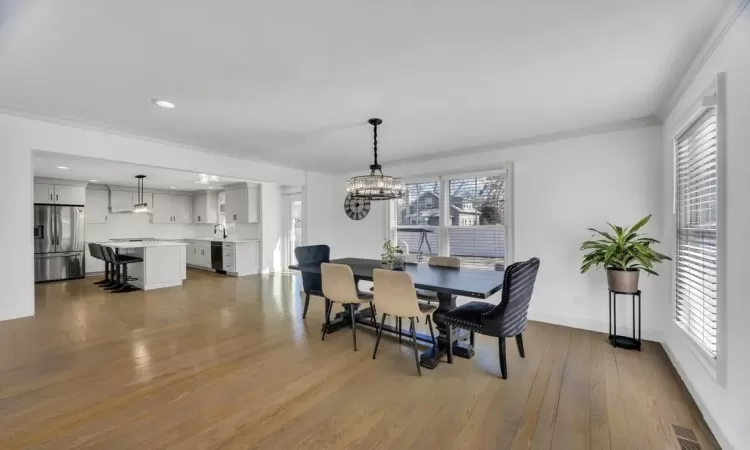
[[133, 175, 148, 213], [346, 118, 404, 200]]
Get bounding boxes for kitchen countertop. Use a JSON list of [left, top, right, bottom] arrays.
[[96, 241, 188, 249], [182, 237, 260, 243]]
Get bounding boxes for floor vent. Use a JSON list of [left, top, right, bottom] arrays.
[[673, 425, 701, 450]]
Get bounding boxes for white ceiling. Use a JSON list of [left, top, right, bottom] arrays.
[[1, 0, 724, 172], [33, 151, 252, 191]]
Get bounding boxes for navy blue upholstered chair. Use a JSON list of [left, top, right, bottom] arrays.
[[294, 245, 330, 319], [443, 257, 540, 379]]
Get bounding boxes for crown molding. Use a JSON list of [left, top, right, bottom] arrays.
[[657, 0, 750, 119]]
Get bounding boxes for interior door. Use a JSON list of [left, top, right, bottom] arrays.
[[56, 206, 85, 252]]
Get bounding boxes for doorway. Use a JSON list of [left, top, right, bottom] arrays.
[[283, 192, 302, 269]]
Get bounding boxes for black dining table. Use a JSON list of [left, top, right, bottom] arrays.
[[288, 258, 505, 369]]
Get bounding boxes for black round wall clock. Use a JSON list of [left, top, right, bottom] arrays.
[[344, 194, 371, 220]]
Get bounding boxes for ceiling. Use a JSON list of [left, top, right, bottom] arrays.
[[1, 0, 725, 172], [33, 151, 253, 191]]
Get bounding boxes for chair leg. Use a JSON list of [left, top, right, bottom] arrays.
[[373, 313, 387, 359], [321, 299, 332, 341], [370, 302, 378, 328], [515, 334, 525, 358], [349, 305, 357, 351], [426, 315, 436, 346], [498, 337, 508, 379], [398, 317, 402, 345], [410, 318, 422, 376], [470, 331, 475, 347], [302, 293, 310, 319], [447, 325, 454, 364]]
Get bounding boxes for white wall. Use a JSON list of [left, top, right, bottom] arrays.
[[260, 182, 284, 273], [331, 125, 666, 340], [660, 5, 750, 449], [0, 113, 333, 321]]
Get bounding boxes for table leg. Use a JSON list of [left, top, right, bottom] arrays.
[[419, 292, 475, 369]]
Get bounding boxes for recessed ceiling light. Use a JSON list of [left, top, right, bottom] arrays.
[[170, 186, 176, 189], [207, 186, 215, 189], [151, 99, 175, 109], [57, 166, 69, 170], [89, 180, 98, 183]]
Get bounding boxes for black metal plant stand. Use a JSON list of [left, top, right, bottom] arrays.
[[608, 289, 641, 351]]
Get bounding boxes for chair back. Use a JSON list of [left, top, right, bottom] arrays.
[[373, 269, 424, 318], [294, 245, 330, 295], [101, 246, 116, 263], [88, 243, 104, 261], [484, 257, 540, 336], [321, 263, 359, 304], [428, 256, 460, 268]]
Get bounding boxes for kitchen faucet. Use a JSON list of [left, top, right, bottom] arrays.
[[214, 224, 227, 239]]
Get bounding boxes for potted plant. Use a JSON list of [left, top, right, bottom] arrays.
[[580, 215, 671, 293], [381, 239, 404, 270]]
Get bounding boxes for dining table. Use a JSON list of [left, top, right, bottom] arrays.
[[288, 257, 505, 369]]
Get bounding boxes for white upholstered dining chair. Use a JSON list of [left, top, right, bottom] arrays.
[[321, 263, 377, 351]]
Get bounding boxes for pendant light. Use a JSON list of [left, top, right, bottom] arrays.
[[132, 175, 148, 213], [346, 118, 404, 200]]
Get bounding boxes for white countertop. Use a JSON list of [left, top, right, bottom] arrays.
[[97, 241, 188, 249], [183, 237, 260, 243]]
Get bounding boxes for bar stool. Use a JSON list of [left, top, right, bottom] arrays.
[[102, 246, 143, 293], [87, 243, 112, 287], [99, 246, 121, 290]]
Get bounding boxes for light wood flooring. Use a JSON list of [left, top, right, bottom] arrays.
[[0, 269, 716, 449]]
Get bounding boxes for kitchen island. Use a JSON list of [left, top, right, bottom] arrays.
[[100, 241, 187, 291]]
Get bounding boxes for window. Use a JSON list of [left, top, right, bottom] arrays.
[[389, 169, 510, 270], [446, 175, 506, 270], [674, 107, 718, 358], [394, 181, 440, 261]]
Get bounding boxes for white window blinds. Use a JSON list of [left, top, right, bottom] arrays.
[[674, 107, 718, 358]]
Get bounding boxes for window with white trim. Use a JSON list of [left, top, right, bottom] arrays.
[[674, 106, 718, 358], [390, 168, 510, 271]]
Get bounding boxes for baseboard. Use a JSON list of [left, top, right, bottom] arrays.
[[662, 342, 732, 450], [527, 311, 662, 342]]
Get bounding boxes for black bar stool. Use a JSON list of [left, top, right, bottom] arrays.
[[102, 246, 143, 293], [87, 243, 112, 287], [99, 246, 121, 290]]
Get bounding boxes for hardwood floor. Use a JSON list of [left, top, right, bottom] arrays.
[[0, 269, 716, 449]]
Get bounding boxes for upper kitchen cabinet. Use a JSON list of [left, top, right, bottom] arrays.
[[54, 185, 86, 205], [34, 182, 86, 205], [86, 188, 109, 224], [109, 190, 134, 212], [225, 183, 259, 223], [193, 190, 218, 224], [153, 193, 192, 224], [34, 183, 54, 203]]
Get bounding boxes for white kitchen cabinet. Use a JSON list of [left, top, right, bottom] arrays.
[[173, 195, 192, 224], [186, 241, 212, 270], [192, 191, 218, 224], [54, 185, 86, 205], [153, 193, 192, 224], [225, 184, 259, 223], [34, 183, 54, 203], [34, 183, 86, 205], [110, 190, 134, 212], [86, 189, 109, 224], [222, 241, 259, 276]]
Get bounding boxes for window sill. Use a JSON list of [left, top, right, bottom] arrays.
[[673, 321, 722, 385]]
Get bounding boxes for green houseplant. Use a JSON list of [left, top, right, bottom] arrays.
[[381, 239, 403, 269], [580, 214, 671, 293]]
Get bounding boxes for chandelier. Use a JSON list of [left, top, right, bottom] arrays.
[[346, 118, 404, 200], [132, 175, 149, 213]]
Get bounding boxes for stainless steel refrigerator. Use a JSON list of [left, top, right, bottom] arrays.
[[34, 205, 85, 282]]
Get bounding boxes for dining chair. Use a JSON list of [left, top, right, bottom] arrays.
[[416, 256, 461, 304], [321, 263, 377, 351], [294, 245, 330, 319], [372, 269, 438, 376], [443, 257, 540, 379]]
